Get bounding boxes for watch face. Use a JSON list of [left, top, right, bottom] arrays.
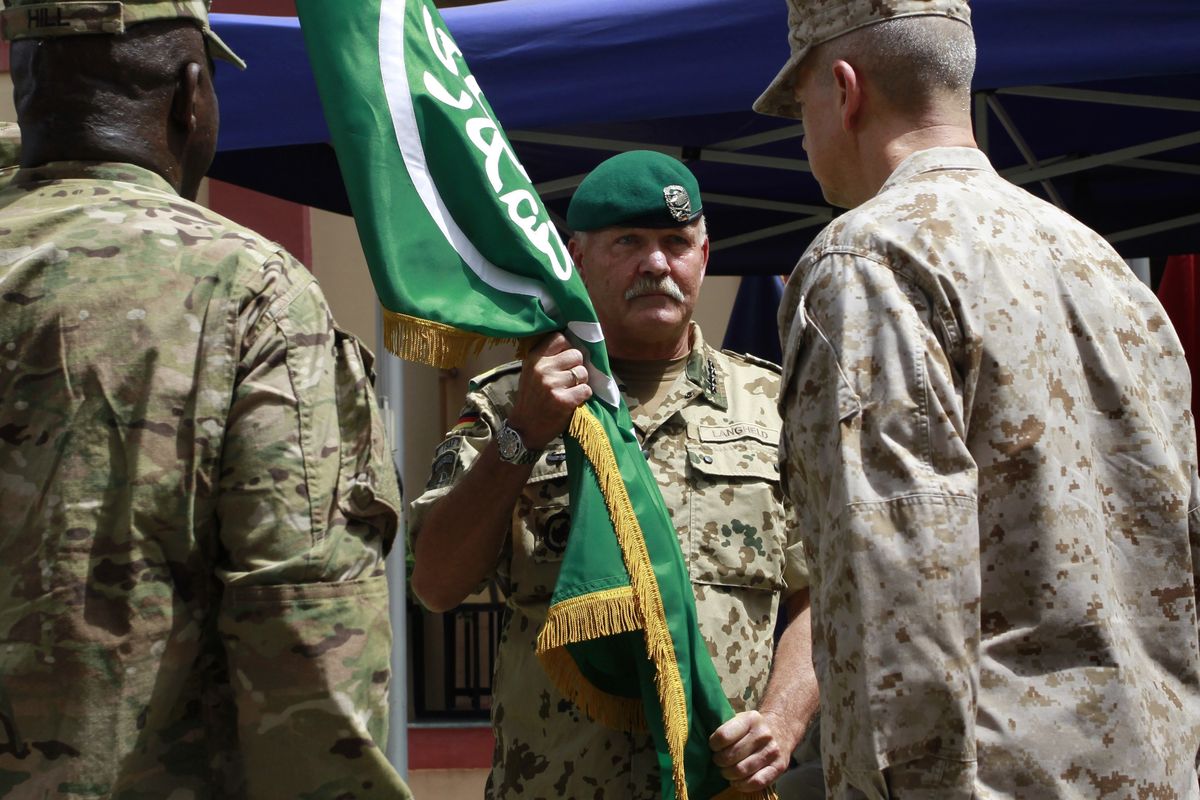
[[497, 425, 521, 461]]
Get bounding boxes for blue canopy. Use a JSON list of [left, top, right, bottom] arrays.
[[209, 0, 1200, 271]]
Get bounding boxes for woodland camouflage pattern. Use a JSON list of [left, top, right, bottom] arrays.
[[0, 161, 410, 799], [410, 323, 807, 800], [778, 146, 1200, 798]]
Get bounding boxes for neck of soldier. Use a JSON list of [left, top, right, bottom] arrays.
[[21, 116, 187, 197], [850, 107, 977, 208], [604, 319, 693, 361]]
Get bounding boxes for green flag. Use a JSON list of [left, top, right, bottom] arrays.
[[295, 3, 773, 797]]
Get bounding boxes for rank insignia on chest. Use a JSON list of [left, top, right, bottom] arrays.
[[705, 360, 718, 394]]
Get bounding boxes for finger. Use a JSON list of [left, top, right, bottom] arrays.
[[561, 382, 592, 406], [524, 332, 569, 367], [540, 346, 585, 373], [720, 739, 781, 781], [709, 711, 756, 753], [724, 729, 776, 769], [541, 354, 589, 390], [729, 764, 783, 794], [541, 362, 586, 391], [539, 331, 572, 357]]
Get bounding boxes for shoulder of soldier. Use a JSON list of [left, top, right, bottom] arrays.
[[713, 346, 784, 409], [720, 348, 782, 376], [469, 359, 523, 391]]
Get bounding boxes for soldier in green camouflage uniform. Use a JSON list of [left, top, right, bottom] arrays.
[[410, 151, 819, 798], [0, 3, 412, 798], [0, 122, 20, 189], [759, 0, 1200, 796]]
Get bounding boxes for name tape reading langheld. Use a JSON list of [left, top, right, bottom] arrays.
[[696, 423, 777, 445]]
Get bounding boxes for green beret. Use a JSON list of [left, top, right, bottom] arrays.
[[0, 0, 245, 69], [567, 150, 703, 232]]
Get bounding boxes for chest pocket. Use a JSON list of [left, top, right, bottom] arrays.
[[685, 423, 786, 593]]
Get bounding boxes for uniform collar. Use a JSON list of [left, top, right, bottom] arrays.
[[11, 161, 178, 196], [879, 146, 995, 195], [682, 322, 728, 410]]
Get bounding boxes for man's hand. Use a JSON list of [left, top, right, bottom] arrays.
[[709, 709, 792, 793], [507, 332, 593, 449]]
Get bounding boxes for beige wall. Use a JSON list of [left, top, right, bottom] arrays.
[[408, 769, 489, 798]]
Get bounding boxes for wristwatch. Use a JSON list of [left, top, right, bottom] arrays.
[[496, 421, 542, 465]]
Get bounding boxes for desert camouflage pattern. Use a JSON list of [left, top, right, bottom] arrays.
[[754, 0, 970, 119], [0, 0, 246, 69], [410, 323, 806, 799], [778, 146, 1200, 798], [0, 161, 410, 799]]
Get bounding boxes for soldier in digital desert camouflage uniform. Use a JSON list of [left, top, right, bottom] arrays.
[[409, 151, 820, 798], [757, 0, 1200, 797], [0, 2, 411, 797]]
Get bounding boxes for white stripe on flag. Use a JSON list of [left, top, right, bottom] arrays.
[[568, 321, 622, 408], [379, 0, 559, 317]]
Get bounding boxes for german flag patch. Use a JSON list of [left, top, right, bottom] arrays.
[[451, 410, 482, 434]]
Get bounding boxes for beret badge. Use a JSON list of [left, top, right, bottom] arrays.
[[663, 185, 692, 222]]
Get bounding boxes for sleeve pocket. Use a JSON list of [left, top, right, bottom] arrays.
[[332, 327, 401, 554]]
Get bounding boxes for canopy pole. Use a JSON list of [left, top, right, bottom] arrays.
[[377, 304, 410, 779]]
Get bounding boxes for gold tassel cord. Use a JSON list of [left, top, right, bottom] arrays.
[[563, 406, 692, 800], [381, 307, 517, 369]]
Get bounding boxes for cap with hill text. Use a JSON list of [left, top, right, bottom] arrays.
[[0, 0, 245, 69]]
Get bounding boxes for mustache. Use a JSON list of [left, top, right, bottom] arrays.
[[624, 276, 685, 302]]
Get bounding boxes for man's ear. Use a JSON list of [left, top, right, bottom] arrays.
[[567, 236, 587, 278], [831, 60, 862, 133], [171, 61, 202, 135]]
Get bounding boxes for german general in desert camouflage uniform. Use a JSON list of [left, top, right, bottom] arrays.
[[0, 3, 411, 797], [758, 0, 1200, 797], [410, 151, 819, 798]]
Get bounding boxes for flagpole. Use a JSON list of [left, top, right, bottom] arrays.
[[377, 304, 410, 779]]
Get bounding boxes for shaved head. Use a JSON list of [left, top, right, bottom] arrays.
[[810, 16, 976, 115]]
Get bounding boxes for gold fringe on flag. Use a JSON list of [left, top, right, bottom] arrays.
[[381, 306, 515, 369], [538, 646, 647, 732], [537, 587, 647, 728], [536, 405, 691, 800], [536, 586, 641, 649]]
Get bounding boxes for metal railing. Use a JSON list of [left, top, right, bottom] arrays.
[[411, 601, 504, 720]]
